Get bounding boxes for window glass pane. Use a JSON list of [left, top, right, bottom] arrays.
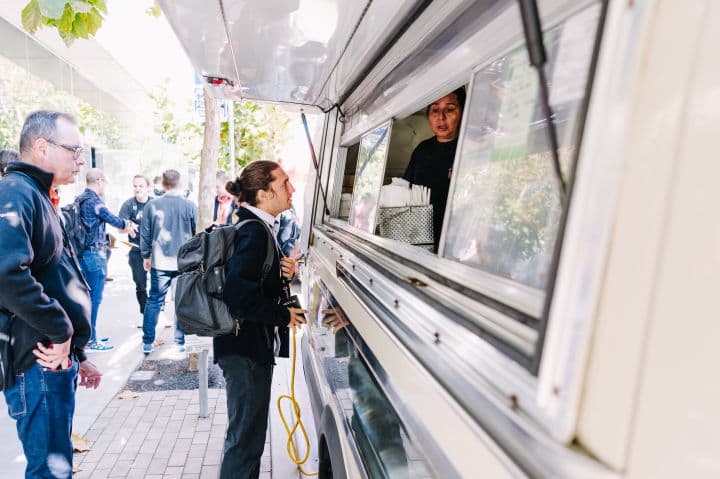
[[442, 4, 601, 293], [349, 123, 392, 233]]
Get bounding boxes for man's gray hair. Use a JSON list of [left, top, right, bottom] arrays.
[[19, 110, 77, 154]]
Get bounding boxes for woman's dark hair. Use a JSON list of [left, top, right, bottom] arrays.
[[226, 160, 280, 206]]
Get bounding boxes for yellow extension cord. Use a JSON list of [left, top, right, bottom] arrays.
[[276, 329, 318, 476]]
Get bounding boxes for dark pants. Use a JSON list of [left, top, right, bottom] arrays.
[[128, 248, 148, 313], [3, 360, 78, 478], [79, 250, 107, 342], [142, 268, 184, 346], [218, 356, 274, 479]]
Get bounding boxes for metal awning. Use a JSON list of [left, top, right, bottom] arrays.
[[158, 0, 424, 109]]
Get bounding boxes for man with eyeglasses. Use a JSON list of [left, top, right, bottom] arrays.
[[75, 168, 137, 351], [0, 111, 103, 478]]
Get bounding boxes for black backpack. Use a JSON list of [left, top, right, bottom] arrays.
[[60, 198, 87, 255], [175, 219, 275, 337]]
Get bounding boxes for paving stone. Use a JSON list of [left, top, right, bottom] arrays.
[[109, 459, 133, 477], [164, 465, 184, 477], [184, 456, 203, 474], [199, 465, 219, 478], [147, 457, 169, 475], [96, 452, 120, 470]]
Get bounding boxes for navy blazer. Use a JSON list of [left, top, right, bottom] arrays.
[[213, 207, 290, 364]]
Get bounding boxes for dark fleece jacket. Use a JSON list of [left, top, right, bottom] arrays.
[[0, 162, 91, 373]]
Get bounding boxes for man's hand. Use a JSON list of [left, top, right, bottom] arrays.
[[79, 360, 102, 389], [126, 221, 139, 238], [123, 221, 139, 237], [33, 338, 71, 370], [143, 258, 152, 271], [280, 257, 298, 281], [287, 307, 307, 332]]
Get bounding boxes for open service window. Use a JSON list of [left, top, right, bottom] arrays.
[[440, 4, 602, 321]]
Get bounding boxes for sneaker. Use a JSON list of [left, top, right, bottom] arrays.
[[87, 341, 114, 352], [176, 344, 186, 353], [98, 337, 109, 342], [143, 343, 154, 355]]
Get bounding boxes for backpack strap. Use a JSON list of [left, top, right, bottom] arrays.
[[130, 199, 139, 222]]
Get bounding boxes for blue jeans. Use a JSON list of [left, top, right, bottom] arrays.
[[3, 360, 78, 479], [142, 268, 184, 345], [218, 356, 274, 479], [79, 250, 107, 342]]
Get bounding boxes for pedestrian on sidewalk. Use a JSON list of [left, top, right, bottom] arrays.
[[214, 160, 306, 479], [214, 169, 237, 225], [119, 174, 152, 323], [76, 168, 137, 351], [140, 169, 196, 354], [0, 111, 102, 479]]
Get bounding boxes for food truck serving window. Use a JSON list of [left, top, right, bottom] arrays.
[[441, 5, 601, 300]]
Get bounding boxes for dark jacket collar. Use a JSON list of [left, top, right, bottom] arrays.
[[6, 161, 54, 192]]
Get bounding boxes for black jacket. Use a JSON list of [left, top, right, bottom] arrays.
[[0, 162, 91, 372], [213, 207, 290, 365]]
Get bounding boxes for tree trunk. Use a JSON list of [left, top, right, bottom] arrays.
[[198, 88, 220, 230]]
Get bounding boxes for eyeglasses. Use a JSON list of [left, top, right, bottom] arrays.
[[47, 139, 84, 160]]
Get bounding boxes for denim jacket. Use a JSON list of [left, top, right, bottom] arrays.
[[76, 188, 126, 250]]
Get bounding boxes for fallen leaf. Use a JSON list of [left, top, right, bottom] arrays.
[[153, 338, 166, 347], [117, 389, 140, 400], [71, 433, 90, 452]]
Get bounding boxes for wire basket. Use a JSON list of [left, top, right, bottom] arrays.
[[377, 205, 434, 248]]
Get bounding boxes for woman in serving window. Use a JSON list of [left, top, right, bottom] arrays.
[[403, 87, 466, 251]]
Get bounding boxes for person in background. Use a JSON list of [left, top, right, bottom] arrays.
[[276, 207, 301, 257], [0, 111, 102, 478], [215, 161, 305, 479], [76, 168, 137, 351], [403, 87, 466, 251], [152, 175, 165, 197], [140, 169, 197, 354], [0, 148, 20, 177], [214, 169, 237, 225], [119, 174, 152, 324]]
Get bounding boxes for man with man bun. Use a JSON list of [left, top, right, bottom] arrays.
[[215, 160, 305, 479]]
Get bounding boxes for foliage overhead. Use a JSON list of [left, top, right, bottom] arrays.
[[21, 0, 106, 46], [148, 79, 291, 172], [0, 57, 125, 151]]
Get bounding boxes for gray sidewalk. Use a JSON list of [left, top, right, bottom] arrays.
[[73, 388, 232, 478]]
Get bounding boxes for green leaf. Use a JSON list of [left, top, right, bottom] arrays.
[[72, 14, 89, 39], [145, 4, 161, 17], [85, 7, 102, 35], [21, 0, 42, 34], [58, 4, 74, 32], [59, 29, 76, 46], [90, 0, 106, 14], [70, 1, 92, 13], [38, 0, 68, 20]]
